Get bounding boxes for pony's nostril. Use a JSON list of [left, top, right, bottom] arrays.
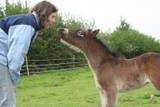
[[58, 28, 65, 33], [58, 28, 68, 37], [61, 28, 68, 33]]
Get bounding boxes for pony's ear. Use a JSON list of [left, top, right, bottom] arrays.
[[92, 29, 100, 36]]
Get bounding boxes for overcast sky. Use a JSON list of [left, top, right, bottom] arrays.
[[1, 0, 160, 40]]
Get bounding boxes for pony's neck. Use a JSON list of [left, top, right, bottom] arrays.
[[83, 39, 116, 71]]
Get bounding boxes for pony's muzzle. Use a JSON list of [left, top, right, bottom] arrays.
[[58, 28, 68, 37]]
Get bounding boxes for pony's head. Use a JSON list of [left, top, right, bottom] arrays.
[[58, 28, 100, 50]]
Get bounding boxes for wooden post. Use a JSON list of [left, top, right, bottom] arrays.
[[25, 56, 29, 76], [73, 55, 75, 69]]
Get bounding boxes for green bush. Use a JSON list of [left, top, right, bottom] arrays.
[[99, 20, 160, 58]]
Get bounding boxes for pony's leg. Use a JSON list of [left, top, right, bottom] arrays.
[[99, 89, 118, 107], [143, 61, 160, 90], [146, 69, 160, 90], [99, 89, 107, 107], [106, 90, 118, 107], [149, 75, 160, 90]]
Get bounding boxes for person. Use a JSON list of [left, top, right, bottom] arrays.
[[0, 1, 58, 106]]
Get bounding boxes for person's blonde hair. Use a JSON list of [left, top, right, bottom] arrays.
[[30, 1, 58, 30]]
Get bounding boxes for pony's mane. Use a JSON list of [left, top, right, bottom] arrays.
[[94, 38, 122, 57]]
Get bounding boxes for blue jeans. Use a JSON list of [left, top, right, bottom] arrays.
[[0, 64, 16, 107]]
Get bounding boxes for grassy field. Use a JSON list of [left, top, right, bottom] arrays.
[[17, 67, 160, 107]]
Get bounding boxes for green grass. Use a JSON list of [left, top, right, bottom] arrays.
[[17, 67, 160, 107]]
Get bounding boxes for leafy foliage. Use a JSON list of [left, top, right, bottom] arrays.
[[99, 20, 160, 58]]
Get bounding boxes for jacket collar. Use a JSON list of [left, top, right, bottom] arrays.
[[32, 11, 39, 25]]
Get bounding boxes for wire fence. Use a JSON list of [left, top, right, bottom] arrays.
[[21, 56, 88, 75]]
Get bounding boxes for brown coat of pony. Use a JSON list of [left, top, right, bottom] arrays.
[[59, 28, 160, 107]]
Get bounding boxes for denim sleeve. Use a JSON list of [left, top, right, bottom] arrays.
[[7, 25, 35, 84]]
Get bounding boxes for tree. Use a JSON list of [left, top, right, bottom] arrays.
[[116, 18, 131, 31]]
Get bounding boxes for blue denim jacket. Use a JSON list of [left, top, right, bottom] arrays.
[[0, 12, 39, 84]]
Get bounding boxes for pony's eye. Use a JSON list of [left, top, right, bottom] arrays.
[[77, 31, 84, 37], [77, 31, 82, 35]]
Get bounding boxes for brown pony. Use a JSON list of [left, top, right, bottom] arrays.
[[58, 28, 160, 107]]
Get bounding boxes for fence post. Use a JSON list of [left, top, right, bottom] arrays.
[[25, 56, 29, 76], [73, 55, 75, 68]]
